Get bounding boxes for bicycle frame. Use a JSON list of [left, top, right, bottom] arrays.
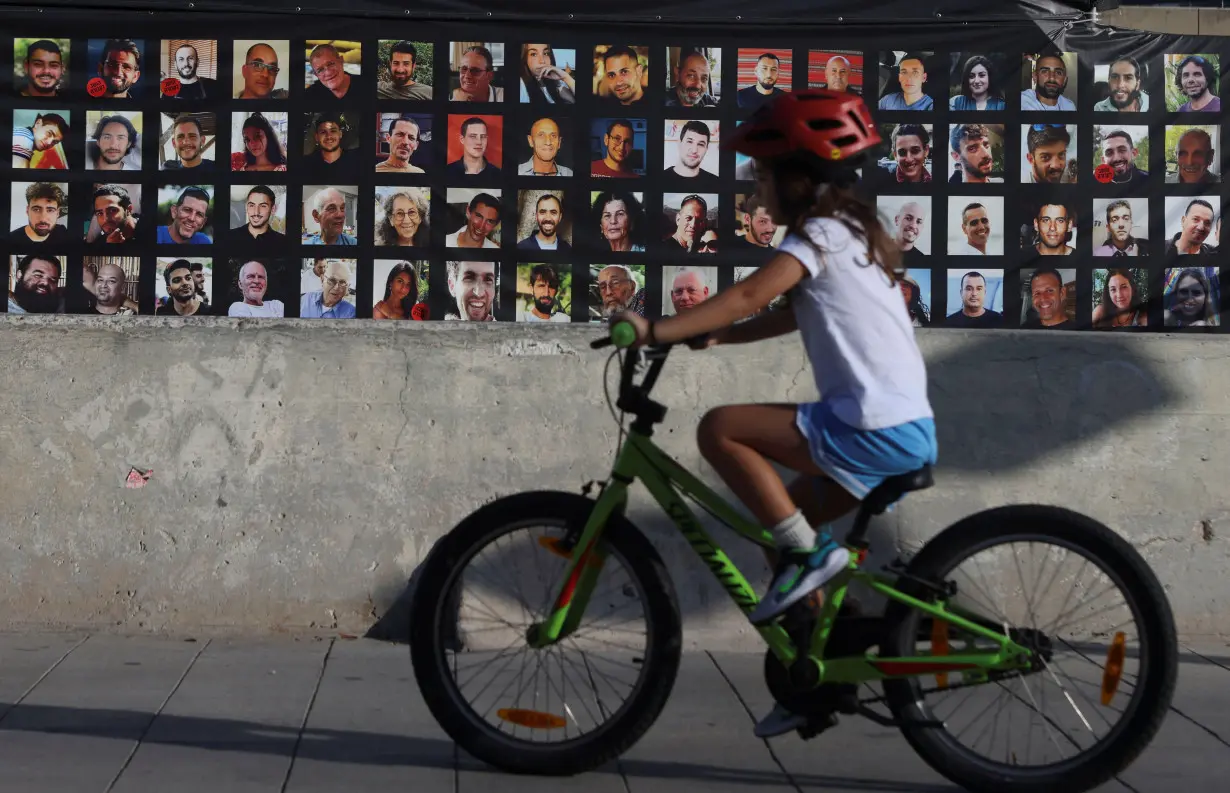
[[530, 425, 1034, 685]]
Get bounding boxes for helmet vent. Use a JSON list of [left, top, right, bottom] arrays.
[[845, 109, 870, 137]]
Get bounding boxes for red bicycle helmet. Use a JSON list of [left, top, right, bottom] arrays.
[[724, 88, 881, 164]]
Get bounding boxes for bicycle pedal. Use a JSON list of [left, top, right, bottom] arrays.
[[796, 711, 839, 741]]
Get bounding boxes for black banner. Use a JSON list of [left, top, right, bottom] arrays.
[[1, 3, 1225, 331]]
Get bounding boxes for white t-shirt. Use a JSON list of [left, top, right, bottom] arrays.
[[229, 300, 285, 317], [778, 216, 934, 431]]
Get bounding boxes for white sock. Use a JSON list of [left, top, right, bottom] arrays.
[[770, 510, 817, 551]]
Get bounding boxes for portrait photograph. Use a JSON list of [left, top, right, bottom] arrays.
[[878, 122, 934, 183], [1017, 197, 1078, 256], [88, 38, 145, 99], [661, 265, 717, 317], [948, 52, 1009, 111], [590, 190, 646, 253], [665, 47, 721, 106], [223, 257, 292, 318], [233, 40, 289, 99], [1093, 198, 1150, 257], [1092, 268, 1150, 328], [735, 192, 783, 250], [1018, 267, 1077, 329], [154, 256, 213, 316], [1164, 267, 1220, 327], [12, 109, 69, 170], [1164, 196, 1220, 255], [590, 117, 646, 178], [810, 49, 862, 94], [10, 181, 69, 244], [157, 184, 214, 245], [305, 40, 360, 100], [1020, 49, 1077, 111], [7, 253, 65, 314], [519, 116, 573, 176], [516, 190, 571, 251], [443, 259, 500, 321], [1092, 124, 1147, 185], [1163, 53, 1220, 113], [14, 38, 68, 97], [302, 110, 361, 177], [944, 268, 1005, 327], [899, 270, 932, 327], [877, 51, 934, 111], [81, 256, 141, 316], [516, 262, 572, 323], [449, 42, 504, 102], [946, 123, 1005, 183], [85, 182, 141, 244], [948, 196, 1005, 256], [589, 263, 645, 322], [300, 257, 357, 318], [1021, 123, 1078, 184], [593, 44, 648, 107], [228, 183, 288, 243], [159, 39, 219, 99], [301, 185, 359, 246], [375, 113, 432, 174], [446, 114, 503, 175], [1092, 55, 1151, 112], [86, 110, 142, 170], [737, 48, 791, 110], [231, 111, 288, 172], [378, 40, 433, 100], [372, 259, 430, 320], [374, 186, 431, 248], [878, 195, 932, 262], [520, 44, 576, 105], [1164, 124, 1220, 184], [663, 118, 719, 178], [662, 192, 718, 254], [159, 111, 215, 171], [445, 188, 502, 249]]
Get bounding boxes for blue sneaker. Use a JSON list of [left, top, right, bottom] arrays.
[[749, 539, 850, 626]]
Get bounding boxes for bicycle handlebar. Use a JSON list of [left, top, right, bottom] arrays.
[[589, 321, 639, 350]]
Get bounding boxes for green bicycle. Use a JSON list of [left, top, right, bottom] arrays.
[[409, 321, 1177, 793]]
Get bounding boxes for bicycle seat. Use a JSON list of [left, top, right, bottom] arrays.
[[863, 465, 934, 515]]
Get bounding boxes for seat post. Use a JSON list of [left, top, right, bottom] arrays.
[[845, 506, 873, 550]]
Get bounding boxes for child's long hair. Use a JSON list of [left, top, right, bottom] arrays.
[[762, 152, 902, 286]]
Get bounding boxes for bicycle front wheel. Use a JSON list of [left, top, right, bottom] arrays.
[[408, 490, 683, 776], [880, 504, 1178, 793]]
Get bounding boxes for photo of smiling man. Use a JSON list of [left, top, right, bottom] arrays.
[[226, 184, 285, 246], [1019, 267, 1076, 329], [879, 123, 932, 183], [519, 117, 572, 176], [444, 260, 498, 321], [157, 185, 212, 244]]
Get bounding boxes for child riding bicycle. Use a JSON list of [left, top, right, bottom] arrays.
[[609, 88, 939, 737]]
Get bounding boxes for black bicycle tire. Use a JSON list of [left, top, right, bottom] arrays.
[[879, 503, 1178, 793], [408, 489, 684, 776]]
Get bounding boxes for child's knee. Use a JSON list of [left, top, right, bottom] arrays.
[[696, 407, 728, 457]]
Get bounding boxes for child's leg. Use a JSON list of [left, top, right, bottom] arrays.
[[697, 403, 859, 624], [761, 474, 862, 612]]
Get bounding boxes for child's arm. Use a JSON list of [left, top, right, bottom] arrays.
[[615, 252, 806, 347], [715, 306, 797, 345]]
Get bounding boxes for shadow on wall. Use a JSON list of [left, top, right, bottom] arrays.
[[367, 328, 1182, 643]]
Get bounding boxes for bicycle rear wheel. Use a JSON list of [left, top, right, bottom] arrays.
[[880, 504, 1177, 793], [409, 490, 683, 776]]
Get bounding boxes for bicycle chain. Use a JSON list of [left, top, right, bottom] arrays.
[[856, 669, 1032, 707]]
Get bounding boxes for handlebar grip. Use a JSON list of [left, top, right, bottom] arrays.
[[591, 321, 638, 350]]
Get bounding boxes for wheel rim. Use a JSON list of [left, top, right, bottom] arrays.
[[896, 534, 1159, 776], [430, 518, 655, 749]]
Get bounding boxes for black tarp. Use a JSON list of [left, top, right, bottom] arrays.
[[0, 0, 1225, 330]]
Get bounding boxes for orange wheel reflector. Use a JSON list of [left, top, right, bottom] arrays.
[[497, 708, 567, 730], [537, 536, 572, 559], [1101, 631, 1127, 706], [931, 619, 949, 688]]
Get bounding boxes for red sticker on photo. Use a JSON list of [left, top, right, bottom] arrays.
[[86, 77, 106, 97], [161, 77, 181, 97], [1095, 163, 1114, 183]]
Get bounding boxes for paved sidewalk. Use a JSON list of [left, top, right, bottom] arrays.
[[0, 632, 1226, 792]]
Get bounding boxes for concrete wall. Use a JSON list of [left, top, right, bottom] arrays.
[[0, 316, 1226, 649]]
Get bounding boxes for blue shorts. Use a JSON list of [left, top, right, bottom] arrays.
[[795, 401, 938, 507]]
